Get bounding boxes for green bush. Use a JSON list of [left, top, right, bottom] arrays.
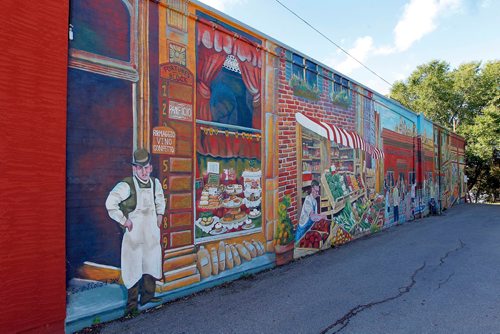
[[289, 75, 320, 101], [275, 195, 294, 245]]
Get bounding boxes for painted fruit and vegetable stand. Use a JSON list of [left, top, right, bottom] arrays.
[[321, 169, 385, 246]]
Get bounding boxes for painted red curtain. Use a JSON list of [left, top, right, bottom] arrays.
[[196, 125, 261, 159], [196, 45, 227, 122], [196, 18, 262, 128], [239, 60, 261, 129]]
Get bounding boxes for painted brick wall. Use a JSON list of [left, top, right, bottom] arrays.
[[0, 1, 68, 333], [277, 49, 357, 225]]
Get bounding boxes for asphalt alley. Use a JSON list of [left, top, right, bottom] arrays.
[[94, 204, 500, 334]]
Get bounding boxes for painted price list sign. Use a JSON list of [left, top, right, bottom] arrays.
[[152, 126, 176, 155]]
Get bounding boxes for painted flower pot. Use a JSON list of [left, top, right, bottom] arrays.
[[275, 242, 294, 266]]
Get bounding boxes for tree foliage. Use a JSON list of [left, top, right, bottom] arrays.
[[389, 60, 500, 202]]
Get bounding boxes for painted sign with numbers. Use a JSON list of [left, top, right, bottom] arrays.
[[152, 126, 176, 155]]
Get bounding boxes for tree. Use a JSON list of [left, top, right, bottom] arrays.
[[390, 60, 457, 127], [389, 60, 500, 202], [461, 103, 500, 202]]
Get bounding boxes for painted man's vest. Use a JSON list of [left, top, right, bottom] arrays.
[[118, 176, 156, 218]]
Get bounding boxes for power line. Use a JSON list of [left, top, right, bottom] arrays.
[[273, 0, 393, 88]]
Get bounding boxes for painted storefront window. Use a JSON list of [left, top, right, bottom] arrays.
[[194, 13, 263, 242], [294, 108, 385, 258]]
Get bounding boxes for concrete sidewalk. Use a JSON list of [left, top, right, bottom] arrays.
[[85, 204, 500, 334]]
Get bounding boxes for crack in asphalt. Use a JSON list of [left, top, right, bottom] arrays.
[[319, 262, 426, 334], [439, 240, 465, 266], [434, 240, 464, 290], [437, 271, 455, 290], [320, 239, 467, 334]]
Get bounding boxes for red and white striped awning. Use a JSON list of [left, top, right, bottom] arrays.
[[295, 113, 384, 160]]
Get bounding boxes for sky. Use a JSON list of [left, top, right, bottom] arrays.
[[195, 0, 500, 95]]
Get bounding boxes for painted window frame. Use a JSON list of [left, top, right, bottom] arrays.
[[68, 0, 139, 82], [292, 53, 318, 88], [194, 15, 264, 245], [333, 74, 351, 94]]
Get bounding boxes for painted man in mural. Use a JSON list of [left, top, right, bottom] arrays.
[[393, 181, 400, 224], [429, 179, 438, 215], [410, 181, 416, 217], [105, 148, 165, 317], [296, 180, 328, 242]]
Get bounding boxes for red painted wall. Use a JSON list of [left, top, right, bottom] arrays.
[[382, 128, 415, 176], [0, 1, 68, 333]]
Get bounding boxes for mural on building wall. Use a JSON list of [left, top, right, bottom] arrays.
[[277, 58, 387, 259], [440, 129, 451, 209], [65, 1, 466, 332], [66, 1, 139, 325], [65, 2, 273, 332], [417, 117, 435, 216], [376, 101, 417, 226], [66, 0, 160, 326], [434, 126, 456, 210], [194, 13, 263, 242], [434, 127, 466, 211], [192, 11, 273, 283]]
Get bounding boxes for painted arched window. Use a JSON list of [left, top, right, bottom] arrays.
[[69, 0, 137, 81], [71, 0, 131, 61]]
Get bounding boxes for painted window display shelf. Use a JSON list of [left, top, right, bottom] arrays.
[[195, 168, 262, 242], [302, 160, 322, 173], [195, 223, 263, 244], [320, 170, 367, 215], [331, 143, 355, 172], [301, 131, 325, 190], [195, 213, 263, 243]]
